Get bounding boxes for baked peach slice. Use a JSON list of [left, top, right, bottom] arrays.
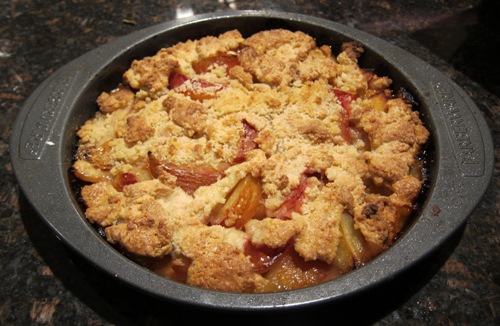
[[368, 91, 389, 112], [148, 152, 226, 195], [261, 244, 332, 292], [209, 175, 263, 229], [333, 213, 374, 272]]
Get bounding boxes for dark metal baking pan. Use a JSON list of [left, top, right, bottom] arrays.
[[10, 10, 493, 311]]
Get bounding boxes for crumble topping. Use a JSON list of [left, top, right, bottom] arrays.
[[74, 29, 429, 293]]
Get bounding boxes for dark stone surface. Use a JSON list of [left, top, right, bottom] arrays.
[[1, 1, 498, 325]]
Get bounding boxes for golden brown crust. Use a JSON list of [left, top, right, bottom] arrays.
[[238, 29, 316, 86], [125, 115, 155, 144], [81, 181, 125, 226], [354, 194, 399, 247], [359, 98, 429, 151], [97, 87, 135, 114], [294, 184, 344, 263], [245, 218, 299, 249], [162, 95, 207, 136], [172, 225, 264, 292], [364, 141, 415, 184], [82, 180, 175, 257], [123, 52, 179, 95], [74, 29, 429, 292], [104, 200, 172, 257]]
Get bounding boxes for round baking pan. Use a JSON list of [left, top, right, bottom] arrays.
[[10, 11, 493, 311]]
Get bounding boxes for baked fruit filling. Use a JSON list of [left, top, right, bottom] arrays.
[[73, 29, 429, 293]]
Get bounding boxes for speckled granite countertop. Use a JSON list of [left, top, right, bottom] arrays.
[[1, 1, 498, 325]]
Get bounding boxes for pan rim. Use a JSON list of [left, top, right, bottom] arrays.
[[10, 10, 494, 310]]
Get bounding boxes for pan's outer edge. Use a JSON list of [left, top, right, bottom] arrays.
[[9, 10, 494, 310]]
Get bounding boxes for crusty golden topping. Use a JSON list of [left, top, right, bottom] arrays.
[[74, 29, 429, 293]]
